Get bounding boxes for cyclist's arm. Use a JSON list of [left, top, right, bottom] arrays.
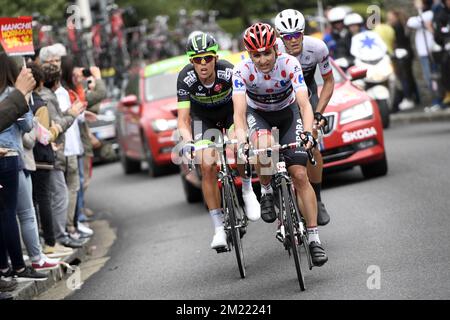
[[232, 66, 248, 144], [177, 106, 192, 143], [296, 90, 314, 133], [177, 74, 193, 143], [317, 73, 334, 115], [289, 59, 314, 133], [232, 93, 248, 144], [316, 44, 335, 115]]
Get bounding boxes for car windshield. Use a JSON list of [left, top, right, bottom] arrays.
[[314, 62, 344, 86], [145, 72, 178, 101]]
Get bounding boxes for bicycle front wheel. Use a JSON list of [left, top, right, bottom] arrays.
[[281, 179, 305, 291], [224, 179, 246, 279]]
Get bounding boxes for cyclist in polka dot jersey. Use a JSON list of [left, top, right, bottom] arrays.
[[233, 23, 328, 267], [233, 50, 308, 111]]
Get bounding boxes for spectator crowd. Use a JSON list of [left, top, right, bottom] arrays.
[[0, 43, 106, 300]]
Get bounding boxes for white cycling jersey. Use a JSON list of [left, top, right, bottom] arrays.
[[276, 36, 332, 89], [232, 52, 308, 112]]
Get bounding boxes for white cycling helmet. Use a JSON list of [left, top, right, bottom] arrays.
[[187, 30, 203, 41], [327, 7, 348, 23], [344, 13, 364, 26], [275, 9, 305, 34]]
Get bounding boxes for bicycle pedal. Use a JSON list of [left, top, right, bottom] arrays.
[[215, 246, 228, 254]]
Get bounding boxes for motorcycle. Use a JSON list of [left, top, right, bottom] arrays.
[[335, 30, 402, 128]]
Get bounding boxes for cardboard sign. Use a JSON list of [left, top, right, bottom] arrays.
[[0, 16, 34, 56]]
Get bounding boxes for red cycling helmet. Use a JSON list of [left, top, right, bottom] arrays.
[[243, 23, 277, 52]]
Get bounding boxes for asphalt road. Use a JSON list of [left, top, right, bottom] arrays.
[[69, 121, 450, 300]]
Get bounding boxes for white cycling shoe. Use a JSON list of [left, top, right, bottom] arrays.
[[242, 190, 261, 222], [210, 227, 227, 249]]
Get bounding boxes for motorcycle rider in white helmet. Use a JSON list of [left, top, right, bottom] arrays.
[[344, 13, 365, 36], [324, 7, 353, 59], [275, 9, 335, 226]]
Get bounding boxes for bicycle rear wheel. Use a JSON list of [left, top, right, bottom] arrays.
[[281, 179, 305, 291], [224, 179, 246, 279]]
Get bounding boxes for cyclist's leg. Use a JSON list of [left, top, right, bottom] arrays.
[[191, 116, 225, 248], [278, 104, 317, 227], [307, 90, 330, 225], [247, 108, 276, 222], [246, 109, 275, 185], [288, 165, 317, 227], [227, 119, 260, 222], [282, 104, 327, 265], [192, 125, 221, 211]]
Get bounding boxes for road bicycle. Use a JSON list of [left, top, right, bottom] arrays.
[[250, 140, 316, 290], [184, 133, 250, 278]]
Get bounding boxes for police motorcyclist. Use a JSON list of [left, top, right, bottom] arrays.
[[323, 7, 352, 60]]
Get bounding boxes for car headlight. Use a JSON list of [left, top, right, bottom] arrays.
[[340, 100, 373, 125], [152, 119, 178, 132]]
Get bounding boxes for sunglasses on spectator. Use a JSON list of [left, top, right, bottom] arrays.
[[282, 32, 303, 41], [192, 55, 215, 64]]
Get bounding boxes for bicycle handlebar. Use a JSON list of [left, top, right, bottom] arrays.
[[179, 138, 244, 173], [249, 141, 317, 166]]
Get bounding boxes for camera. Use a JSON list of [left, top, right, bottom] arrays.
[[82, 68, 92, 77]]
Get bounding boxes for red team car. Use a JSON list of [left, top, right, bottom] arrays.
[[116, 57, 184, 177]]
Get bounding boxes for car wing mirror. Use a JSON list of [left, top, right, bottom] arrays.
[[120, 95, 138, 107], [348, 66, 367, 81]]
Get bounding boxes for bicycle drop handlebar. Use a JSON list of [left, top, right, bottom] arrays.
[[249, 141, 317, 166]]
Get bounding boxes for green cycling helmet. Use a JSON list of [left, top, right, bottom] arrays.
[[186, 32, 219, 57]]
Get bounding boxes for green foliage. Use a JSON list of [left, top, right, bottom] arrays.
[[0, 0, 384, 31], [0, 0, 66, 22], [217, 17, 243, 37]]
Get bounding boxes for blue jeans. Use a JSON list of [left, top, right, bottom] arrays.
[[0, 156, 26, 270], [419, 56, 442, 106], [75, 156, 86, 225], [17, 170, 42, 262], [50, 170, 69, 241]]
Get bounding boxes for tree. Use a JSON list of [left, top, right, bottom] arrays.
[[0, 0, 66, 22]]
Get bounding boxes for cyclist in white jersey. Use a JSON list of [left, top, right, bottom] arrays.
[[233, 23, 328, 267], [275, 9, 335, 226]]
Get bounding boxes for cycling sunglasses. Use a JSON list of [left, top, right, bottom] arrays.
[[192, 55, 216, 64], [282, 32, 303, 41]]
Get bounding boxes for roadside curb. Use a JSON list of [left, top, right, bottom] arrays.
[[390, 109, 450, 125]]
